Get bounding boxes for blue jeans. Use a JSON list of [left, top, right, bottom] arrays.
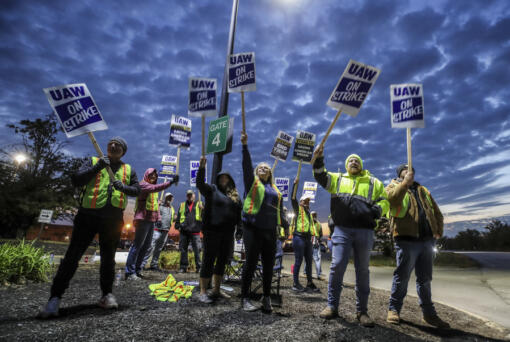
[[179, 233, 201, 270], [140, 229, 169, 269], [275, 239, 283, 269], [328, 226, 374, 313], [293, 234, 313, 285], [125, 220, 155, 275], [389, 239, 436, 315], [313, 245, 322, 277]]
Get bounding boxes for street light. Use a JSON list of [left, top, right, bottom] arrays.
[[14, 153, 27, 164]]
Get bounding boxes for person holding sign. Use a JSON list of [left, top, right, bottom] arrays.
[[311, 211, 324, 281], [240, 132, 289, 313], [176, 190, 203, 273], [125, 169, 178, 280], [39, 137, 140, 318], [385, 165, 449, 329], [290, 179, 319, 293], [196, 156, 242, 304], [313, 146, 389, 327]]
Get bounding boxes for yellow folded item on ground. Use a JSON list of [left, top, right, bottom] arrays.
[[148, 274, 194, 302]]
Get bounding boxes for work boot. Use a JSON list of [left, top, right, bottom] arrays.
[[386, 310, 400, 324], [357, 312, 375, 327], [242, 298, 260, 312], [209, 274, 231, 299], [423, 313, 450, 329], [261, 296, 272, 313], [292, 283, 305, 292], [37, 297, 60, 319], [306, 282, 320, 293], [319, 306, 338, 319], [98, 293, 119, 309], [198, 293, 213, 304]]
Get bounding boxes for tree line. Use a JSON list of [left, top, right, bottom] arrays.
[[438, 220, 510, 251]]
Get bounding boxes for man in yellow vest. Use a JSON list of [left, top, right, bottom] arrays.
[[386, 164, 449, 329], [176, 190, 203, 273], [313, 146, 389, 327], [38, 137, 140, 318]]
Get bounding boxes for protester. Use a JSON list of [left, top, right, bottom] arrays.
[[125, 169, 177, 280], [140, 192, 176, 272], [327, 215, 335, 253], [38, 137, 140, 318], [275, 207, 289, 269], [385, 164, 449, 329], [311, 211, 324, 281], [290, 179, 318, 293], [313, 146, 389, 327], [196, 156, 242, 304], [240, 132, 288, 313], [175, 190, 203, 273]]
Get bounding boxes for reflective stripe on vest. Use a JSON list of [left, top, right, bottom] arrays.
[[311, 221, 321, 237], [179, 202, 201, 223], [135, 192, 159, 212], [296, 206, 312, 234], [330, 173, 375, 202], [242, 178, 282, 226], [390, 185, 433, 218], [81, 157, 131, 209]]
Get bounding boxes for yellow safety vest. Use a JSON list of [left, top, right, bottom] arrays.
[[242, 177, 282, 226], [135, 192, 159, 212], [311, 221, 322, 237], [390, 183, 434, 218], [80, 157, 131, 209], [179, 202, 201, 223], [295, 206, 313, 234]]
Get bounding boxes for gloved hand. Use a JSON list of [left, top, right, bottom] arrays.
[[97, 156, 110, 169], [171, 174, 180, 185], [155, 221, 162, 229], [112, 180, 124, 191]]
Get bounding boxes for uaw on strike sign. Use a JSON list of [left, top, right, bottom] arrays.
[[43, 83, 107, 138], [188, 77, 217, 117], [390, 84, 425, 128], [170, 114, 192, 148], [228, 52, 256, 92], [327, 60, 381, 117]]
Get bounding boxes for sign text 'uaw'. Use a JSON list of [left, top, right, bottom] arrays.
[[275, 178, 290, 202], [390, 83, 425, 128], [292, 130, 316, 164], [327, 60, 381, 117], [170, 114, 192, 148], [271, 131, 294, 161], [43, 83, 108, 138], [190, 160, 207, 187], [228, 52, 256, 93], [188, 77, 217, 117]]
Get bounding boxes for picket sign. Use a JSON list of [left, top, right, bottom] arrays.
[[188, 77, 217, 157], [272, 159, 278, 173], [228, 52, 256, 134], [88, 132, 116, 179], [407, 128, 413, 172]]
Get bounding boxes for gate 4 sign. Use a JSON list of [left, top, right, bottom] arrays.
[[38, 209, 53, 224], [228, 52, 256, 93], [292, 130, 316, 164], [43, 83, 108, 138], [390, 84, 425, 128], [188, 77, 217, 117], [302, 181, 318, 203], [275, 178, 290, 202], [327, 60, 381, 117], [270, 131, 294, 161], [160, 155, 177, 176], [206, 116, 233, 154], [169, 114, 192, 147]]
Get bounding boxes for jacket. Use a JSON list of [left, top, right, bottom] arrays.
[[175, 200, 203, 233], [386, 179, 443, 238], [134, 168, 173, 223]]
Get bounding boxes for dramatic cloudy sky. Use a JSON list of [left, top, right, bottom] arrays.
[[1, 0, 510, 228]]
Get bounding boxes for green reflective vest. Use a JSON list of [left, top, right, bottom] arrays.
[[242, 177, 282, 226], [80, 157, 131, 209], [295, 206, 313, 234], [311, 221, 321, 237], [135, 192, 159, 212], [390, 185, 434, 218], [179, 202, 201, 223]]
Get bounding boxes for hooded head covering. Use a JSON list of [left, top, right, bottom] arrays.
[[345, 154, 363, 174], [109, 136, 128, 156], [396, 164, 415, 178], [216, 171, 236, 190], [142, 168, 158, 183]]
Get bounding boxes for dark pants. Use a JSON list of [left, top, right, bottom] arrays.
[[179, 232, 201, 270], [241, 226, 276, 297], [293, 234, 313, 285], [51, 212, 123, 298], [200, 228, 235, 278], [125, 220, 154, 275]]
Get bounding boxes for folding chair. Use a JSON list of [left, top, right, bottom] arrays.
[[250, 249, 284, 307], [224, 239, 245, 282]]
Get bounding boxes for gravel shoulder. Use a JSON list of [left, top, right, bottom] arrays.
[[0, 265, 509, 342]]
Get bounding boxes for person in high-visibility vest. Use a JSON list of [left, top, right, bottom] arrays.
[[275, 207, 289, 269], [385, 164, 449, 329], [140, 192, 176, 272], [175, 190, 203, 273], [240, 132, 289, 313], [313, 145, 389, 327], [125, 168, 177, 280], [39, 137, 140, 318], [196, 155, 242, 304], [310, 211, 324, 281], [290, 178, 319, 293]]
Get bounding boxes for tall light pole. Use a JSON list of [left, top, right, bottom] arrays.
[[211, 0, 239, 184]]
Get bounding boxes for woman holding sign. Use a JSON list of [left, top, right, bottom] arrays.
[[240, 132, 288, 313], [125, 168, 178, 281], [196, 156, 242, 304]]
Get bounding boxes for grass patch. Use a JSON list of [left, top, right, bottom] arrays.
[[357, 252, 480, 268], [0, 239, 96, 255]]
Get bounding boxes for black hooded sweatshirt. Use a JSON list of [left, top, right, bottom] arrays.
[[196, 166, 242, 231]]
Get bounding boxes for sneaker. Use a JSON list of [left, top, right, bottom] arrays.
[[37, 297, 60, 319], [357, 312, 375, 327], [198, 293, 213, 304], [292, 283, 305, 292], [319, 306, 338, 319], [136, 272, 145, 279], [98, 293, 118, 309], [387, 310, 400, 325], [261, 296, 272, 313], [423, 313, 450, 329], [317, 275, 325, 281], [149, 266, 164, 273], [208, 290, 231, 299], [306, 282, 320, 293], [126, 274, 141, 281], [242, 298, 260, 312]]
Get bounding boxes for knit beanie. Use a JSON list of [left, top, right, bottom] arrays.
[[396, 164, 415, 178], [344, 154, 363, 172], [109, 136, 128, 156]]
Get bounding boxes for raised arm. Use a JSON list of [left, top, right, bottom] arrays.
[[241, 132, 254, 195], [196, 156, 213, 196]]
